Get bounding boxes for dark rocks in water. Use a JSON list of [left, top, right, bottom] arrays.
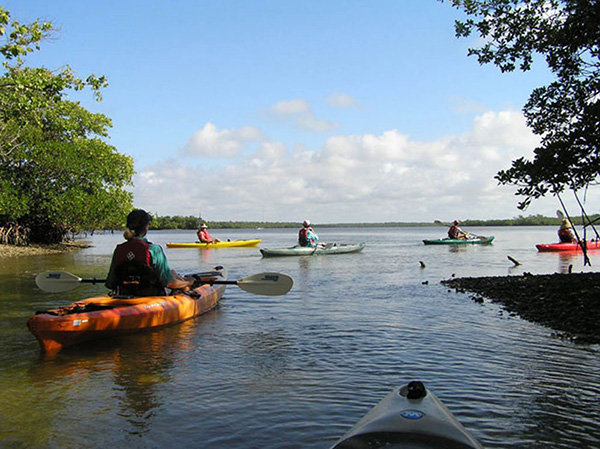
[[442, 272, 600, 344]]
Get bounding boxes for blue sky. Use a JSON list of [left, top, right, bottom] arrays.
[[6, 0, 597, 223]]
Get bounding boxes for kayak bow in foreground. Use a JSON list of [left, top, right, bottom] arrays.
[[331, 381, 483, 449]]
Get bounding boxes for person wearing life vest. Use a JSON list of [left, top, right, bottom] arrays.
[[197, 223, 221, 243], [448, 220, 468, 240], [558, 219, 577, 243], [105, 209, 193, 296], [298, 219, 321, 248]]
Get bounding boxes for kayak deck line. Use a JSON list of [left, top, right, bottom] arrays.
[[331, 381, 483, 449]]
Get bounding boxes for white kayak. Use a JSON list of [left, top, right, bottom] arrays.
[[331, 381, 484, 449], [260, 243, 365, 257]]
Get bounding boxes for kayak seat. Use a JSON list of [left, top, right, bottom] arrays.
[[114, 260, 165, 297]]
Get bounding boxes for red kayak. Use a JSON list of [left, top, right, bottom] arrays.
[[536, 240, 600, 252]]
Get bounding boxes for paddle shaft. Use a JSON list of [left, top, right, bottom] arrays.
[[36, 271, 293, 296], [37, 274, 247, 288]]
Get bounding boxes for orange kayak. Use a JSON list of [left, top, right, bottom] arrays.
[[27, 267, 227, 354]]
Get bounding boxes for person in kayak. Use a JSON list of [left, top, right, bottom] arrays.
[[448, 220, 468, 240], [298, 219, 322, 247], [106, 209, 193, 296], [197, 223, 221, 243], [558, 219, 577, 243]]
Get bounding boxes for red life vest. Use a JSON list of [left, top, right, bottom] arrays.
[[448, 225, 458, 239], [113, 239, 164, 296], [558, 228, 574, 243], [298, 228, 308, 246]]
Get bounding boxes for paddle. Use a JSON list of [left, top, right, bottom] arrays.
[[35, 271, 293, 296], [190, 272, 293, 296]]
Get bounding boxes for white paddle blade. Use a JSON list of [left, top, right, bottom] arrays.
[[35, 271, 83, 293], [237, 272, 293, 296]]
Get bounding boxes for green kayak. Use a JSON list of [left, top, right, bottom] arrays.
[[423, 236, 494, 245], [260, 243, 365, 257], [331, 381, 483, 449]]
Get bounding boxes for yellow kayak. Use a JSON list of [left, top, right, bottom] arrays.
[[166, 239, 261, 249]]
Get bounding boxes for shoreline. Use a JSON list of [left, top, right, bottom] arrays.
[[442, 272, 600, 344], [0, 241, 91, 258]]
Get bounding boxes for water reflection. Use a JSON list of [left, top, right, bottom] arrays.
[[557, 253, 578, 274]]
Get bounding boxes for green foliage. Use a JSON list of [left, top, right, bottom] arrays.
[[145, 214, 597, 229], [0, 7, 133, 244], [152, 215, 202, 230], [447, 0, 600, 209]]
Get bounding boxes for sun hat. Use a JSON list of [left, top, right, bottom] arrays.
[[303, 219, 310, 227], [561, 219, 572, 229]]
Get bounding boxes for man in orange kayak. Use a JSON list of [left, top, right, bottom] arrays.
[[106, 209, 193, 295], [197, 223, 221, 243]]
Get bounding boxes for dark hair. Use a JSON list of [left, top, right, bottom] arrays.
[[126, 209, 152, 236]]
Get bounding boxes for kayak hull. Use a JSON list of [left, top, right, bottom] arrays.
[[423, 237, 494, 245], [331, 381, 483, 449], [260, 243, 366, 257], [536, 240, 600, 252], [166, 239, 261, 248], [27, 267, 227, 354]]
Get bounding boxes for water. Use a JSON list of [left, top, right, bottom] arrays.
[[1, 226, 599, 448]]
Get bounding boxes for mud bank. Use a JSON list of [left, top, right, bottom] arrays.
[[442, 272, 600, 344]]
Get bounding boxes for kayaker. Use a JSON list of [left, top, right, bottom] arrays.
[[298, 219, 323, 248], [197, 223, 221, 243], [558, 219, 577, 243], [106, 209, 193, 296], [448, 220, 468, 240]]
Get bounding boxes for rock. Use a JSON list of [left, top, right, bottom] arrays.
[[441, 272, 600, 343]]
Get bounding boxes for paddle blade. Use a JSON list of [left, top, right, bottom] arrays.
[[35, 271, 83, 293], [236, 272, 293, 296]]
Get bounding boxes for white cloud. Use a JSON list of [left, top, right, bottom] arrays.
[[326, 93, 358, 109], [133, 110, 599, 223], [268, 98, 339, 133], [271, 99, 311, 116], [180, 122, 264, 158]]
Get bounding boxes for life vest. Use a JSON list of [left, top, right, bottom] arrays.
[[448, 225, 458, 239], [298, 228, 309, 246], [113, 238, 164, 296], [558, 228, 574, 243]]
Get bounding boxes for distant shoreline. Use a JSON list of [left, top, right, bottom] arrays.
[[152, 219, 595, 230]]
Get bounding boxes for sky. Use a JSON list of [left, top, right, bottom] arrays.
[[6, 0, 599, 224]]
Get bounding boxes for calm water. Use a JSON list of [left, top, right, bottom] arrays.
[[1, 226, 599, 448]]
